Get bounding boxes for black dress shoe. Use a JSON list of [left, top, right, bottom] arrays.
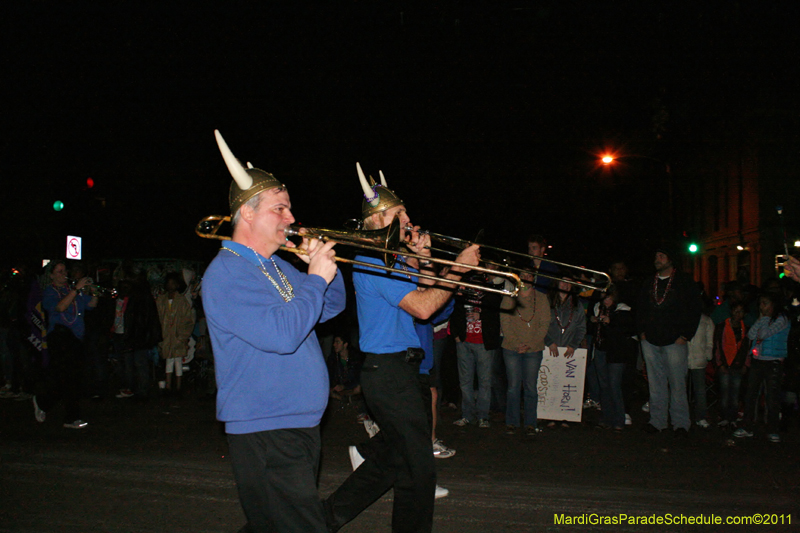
[[674, 427, 689, 438]]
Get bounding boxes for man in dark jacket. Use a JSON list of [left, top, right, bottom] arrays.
[[450, 274, 503, 428], [637, 249, 702, 435]]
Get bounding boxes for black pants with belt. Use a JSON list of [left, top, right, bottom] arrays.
[[324, 351, 436, 533]]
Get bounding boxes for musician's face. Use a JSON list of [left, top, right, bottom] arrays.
[[248, 189, 295, 253], [50, 263, 68, 286], [380, 205, 411, 238]]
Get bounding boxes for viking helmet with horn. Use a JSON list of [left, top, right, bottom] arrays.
[[215, 130, 285, 216], [357, 162, 404, 220]]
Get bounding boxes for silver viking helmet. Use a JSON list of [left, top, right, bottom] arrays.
[[215, 130, 285, 216], [357, 162, 404, 220]]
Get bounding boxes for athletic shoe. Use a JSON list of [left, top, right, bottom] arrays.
[[433, 439, 456, 459], [733, 428, 753, 438], [435, 485, 450, 499], [33, 396, 46, 423], [717, 419, 730, 427], [505, 425, 517, 435], [641, 401, 650, 413], [478, 419, 490, 428], [696, 419, 710, 429], [452, 417, 470, 427], [363, 419, 380, 438], [115, 389, 134, 399], [767, 433, 781, 443], [625, 413, 632, 426], [525, 425, 541, 436], [63, 420, 88, 429], [348, 446, 365, 471]]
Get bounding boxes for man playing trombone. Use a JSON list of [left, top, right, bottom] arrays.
[[323, 165, 480, 533], [201, 131, 345, 533]]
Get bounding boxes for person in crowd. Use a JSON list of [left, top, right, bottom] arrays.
[[589, 285, 637, 430], [544, 276, 587, 428], [499, 271, 550, 436], [36, 260, 98, 428], [734, 290, 790, 443], [711, 281, 757, 327], [328, 334, 362, 402], [636, 248, 702, 436], [450, 276, 502, 428], [114, 272, 161, 401], [687, 305, 714, 428], [713, 301, 750, 427], [323, 164, 478, 533], [202, 131, 345, 532], [156, 271, 195, 395], [527, 234, 557, 294]]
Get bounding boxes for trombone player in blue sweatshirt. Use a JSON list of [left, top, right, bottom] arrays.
[[201, 131, 345, 533]]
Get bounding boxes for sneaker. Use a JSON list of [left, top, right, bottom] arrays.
[[525, 425, 541, 436], [348, 445, 365, 471], [505, 425, 517, 435], [356, 412, 368, 423], [115, 389, 134, 399], [478, 419, 490, 428], [63, 420, 88, 429], [33, 396, 46, 423], [363, 419, 380, 438], [717, 419, 730, 427], [733, 428, 753, 438], [433, 439, 456, 459], [767, 433, 781, 443], [582, 399, 595, 409], [435, 485, 450, 499], [625, 413, 632, 426], [452, 417, 470, 427], [641, 401, 650, 413], [696, 419, 710, 429]]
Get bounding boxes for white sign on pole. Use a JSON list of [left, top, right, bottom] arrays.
[[66, 235, 82, 260], [537, 347, 587, 422]]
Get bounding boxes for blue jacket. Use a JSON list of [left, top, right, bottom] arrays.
[[203, 242, 346, 434], [749, 315, 789, 361]]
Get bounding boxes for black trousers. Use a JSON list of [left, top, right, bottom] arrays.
[[37, 325, 83, 423], [325, 351, 436, 533], [227, 426, 327, 533]]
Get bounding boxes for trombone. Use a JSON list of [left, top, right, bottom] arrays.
[[195, 215, 522, 297], [405, 226, 612, 293]]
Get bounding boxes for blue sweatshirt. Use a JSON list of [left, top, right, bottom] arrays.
[[203, 242, 346, 434]]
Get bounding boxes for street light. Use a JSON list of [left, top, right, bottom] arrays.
[[601, 155, 614, 164]]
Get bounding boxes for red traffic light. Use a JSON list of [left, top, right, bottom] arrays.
[[86, 177, 94, 188]]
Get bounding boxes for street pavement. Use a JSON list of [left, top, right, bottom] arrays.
[[1, 390, 798, 532]]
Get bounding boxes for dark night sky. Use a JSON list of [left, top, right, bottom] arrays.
[[3, 2, 798, 274]]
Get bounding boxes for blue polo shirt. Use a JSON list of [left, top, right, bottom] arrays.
[[353, 255, 420, 354]]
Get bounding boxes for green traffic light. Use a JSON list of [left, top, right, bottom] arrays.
[[688, 243, 698, 253], [53, 200, 64, 211]]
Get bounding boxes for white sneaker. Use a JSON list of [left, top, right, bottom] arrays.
[[696, 419, 710, 428], [433, 439, 456, 459], [435, 485, 449, 499], [452, 417, 470, 427], [63, 420, 88, 429], [33, 396, 46, 423], [641, 401, 650, 413], [625, 413, 632, 426], [717, 419, 730, 427], [348, 445, 365, 471], [478, 419, 490, 428]]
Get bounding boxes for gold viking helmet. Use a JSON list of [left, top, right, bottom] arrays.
[[215, 130, 286, 216], [357, 162, 404, 220]]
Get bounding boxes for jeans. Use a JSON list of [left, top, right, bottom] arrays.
[[689, 367, 708, 421], [641, 340, 690, 430], [743, 359, 784, 434], [603, 362, 626, 428], [455, 342, 494, 422], [586, 345, 608, 405], [717, 367, 743, 422], [503, 348, 543, 428]]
